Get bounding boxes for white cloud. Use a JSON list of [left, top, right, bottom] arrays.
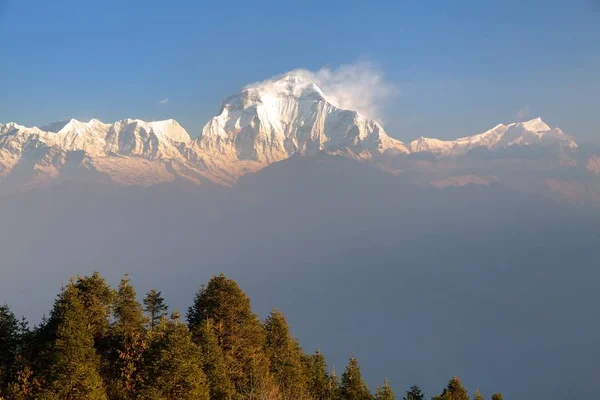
[[260, 62, 397, 121], [515, 104, 531, 121], [159, 98, 169, 105]]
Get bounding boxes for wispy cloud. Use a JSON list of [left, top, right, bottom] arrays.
[[255, 61, 397, 122], [158, 98, 169, 105], [515, 104, 531, 121]]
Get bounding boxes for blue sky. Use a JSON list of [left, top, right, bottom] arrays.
[[0, 0, 598, 143]]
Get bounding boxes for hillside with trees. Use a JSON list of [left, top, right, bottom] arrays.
[[0, 272, 503, 400]]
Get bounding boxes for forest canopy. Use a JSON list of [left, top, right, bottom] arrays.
[[0, 272, 503, 400]]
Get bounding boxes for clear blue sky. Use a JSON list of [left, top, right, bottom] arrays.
[[0, 0, 598, 143]]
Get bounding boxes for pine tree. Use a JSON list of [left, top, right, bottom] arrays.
[[0, 305, 20, 392], [305, 350, 333, 400], [329, 367, 341, 400], [141, 313, 209, 400], [195, 319, 234, 400], [473, 389, 484, 400], [74, 272, 113, 343], [112, 274, 145, 338], [375, 379, 395, 400], [433, 377, 469, 400], [187, 274, 272, 397], [490, 393, 503, 400], [264, 309, 309, 398], [340, 356, 372, 400], [42, 283, 107, 399], [403, 385, 425, 400], [108, 274, 147, 400], [143, 289, 168, 331]]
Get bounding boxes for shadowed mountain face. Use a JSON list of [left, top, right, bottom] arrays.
[[1, 154, 599, 400]]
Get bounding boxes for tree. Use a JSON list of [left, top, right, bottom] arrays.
[[42, 283, 107, 399], [264, 309, 309, 398], [143, 289, 168, 331], [74, 272, 113, 343], [187, 274, 271, 397], [195, 319, 234, 400], [329, 367, 341, 400], [340, 356, 372, 400], [432, 377, 469, 400], [305, 350, 334, 400], [403, 385, 425, 400], [490, 394, 503, 400], [473, 389, 484, 400], [0, 305, 20, 391], [108, 274, 147, 400], [141, 313, 209, 400], [112, 274, 145, 338], [375, 379, 395, 400]]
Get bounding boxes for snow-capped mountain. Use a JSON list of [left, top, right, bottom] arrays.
[[185, 73, 409, 181], [409, 118, 577, 156], [0, 73, 590, 196]]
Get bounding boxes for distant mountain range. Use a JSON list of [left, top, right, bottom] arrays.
[[0, 73, 598, 205]]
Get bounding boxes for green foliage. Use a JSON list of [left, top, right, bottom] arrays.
[[187, 274, 271, 397], [305, 350, 335, 400], [340, 356, 372, 400], [42, 283, 107, 400], [0, 272, 506, 400], [143, 289, 168, 331], [375, 379, 395, 400], [0, 305, 20, 391], [433, 376, 470, 400], [403, 384, 425, 400], [264, 309, 309, 398], [141, 314, 209, 400], [107, 274, 147, 400], [473, 389, 484, 400], [112, 274, 145, 338], [74, 272, 113, 342], [195, 319, 235, 400]]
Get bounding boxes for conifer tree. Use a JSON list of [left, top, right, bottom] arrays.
[[473, 389, 484, 400], [195, 319, 234, 400], [264, 309, 309, 398], [42, 283, 107, 400], [141, 312, 209, 400], [106, 274, 147, 400], [340, 356, 372, 400], [490, 393, 503, 400], [403, 385, 425, 400], [143, 289, 168, 331], [74, 272, 113, 343], [112, 274, 145, 338], [432, 376, 469, 400], [187, 274, 271, 397], [0, 305, 20, 392], [329, 367, 341, 400], [375, 379, 395, 400], [305, 350, 333, 400]]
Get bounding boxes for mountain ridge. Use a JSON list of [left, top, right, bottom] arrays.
[[0, 73, 591, 199]]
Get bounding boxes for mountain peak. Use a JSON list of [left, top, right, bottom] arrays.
[[518, 117, 550, 132], [242, 72, 326, 102]]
